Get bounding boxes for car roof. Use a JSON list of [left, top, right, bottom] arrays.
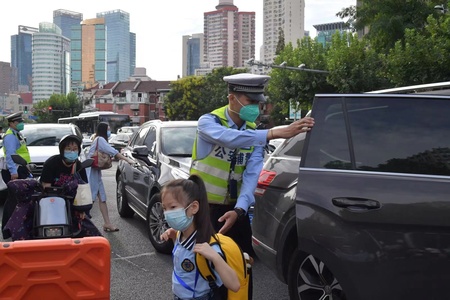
[[142, 120, 198, 128], [24, 123, 76, 128]]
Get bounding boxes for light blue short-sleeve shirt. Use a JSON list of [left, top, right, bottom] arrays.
[[172, 231, 223, 299]]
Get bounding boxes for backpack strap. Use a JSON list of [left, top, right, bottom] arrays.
[[195, 235, 221, 289]]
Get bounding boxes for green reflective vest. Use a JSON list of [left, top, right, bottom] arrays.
[[3, 128, 31, 165], [190, 106, 255, 204]]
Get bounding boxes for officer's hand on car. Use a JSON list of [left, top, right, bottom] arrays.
[[268, 117, 315, 140], [217, 210, 239, 234]]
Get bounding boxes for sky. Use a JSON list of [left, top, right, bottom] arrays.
[[0, 0, 355, 81]]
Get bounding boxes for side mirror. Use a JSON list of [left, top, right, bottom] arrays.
[[132, 145, 149, 157]]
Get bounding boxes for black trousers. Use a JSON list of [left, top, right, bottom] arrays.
[[1, 166, 30, 239], [209, 203, 254, 300]]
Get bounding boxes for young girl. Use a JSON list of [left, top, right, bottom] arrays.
[[161, 175, 240, 300]]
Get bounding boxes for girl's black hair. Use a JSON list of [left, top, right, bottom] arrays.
[[96, 122, 109, 141], [161, 174, 215, 243]]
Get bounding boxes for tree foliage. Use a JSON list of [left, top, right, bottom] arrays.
[[165, 67, 246, 120], [384, 15, 450, 86], [275, 27, 285, 55], [354, 0, 443, 53], [326, 32, 388, 93], [32, 93, 83, 123]]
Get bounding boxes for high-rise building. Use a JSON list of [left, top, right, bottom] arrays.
[[97, 9, 136, 82], [32, 22, 71, 102], [130, 32, 136, 79], [71, 18, 107, 91], [182, 33, 204, 77], [11, 25, 39, 92], [53, 9, 83, 40], [203, 0, 255, 69], [314, 22, 347, 46], [0, 61, 11, 94], [262, 0, 305, 64]]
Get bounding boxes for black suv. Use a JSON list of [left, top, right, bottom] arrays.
[[253, 94, 450, 300], [116, 120, 198, 254]]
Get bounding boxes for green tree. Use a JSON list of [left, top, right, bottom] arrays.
[[32, 93, 82, 123], [354, 0, 442, 53], [383, 15, 450, 86], [326, 32, 388, 93], [165, 67, 247, 120], [275, 27, 285, 55], [165, 76, 206, 120]]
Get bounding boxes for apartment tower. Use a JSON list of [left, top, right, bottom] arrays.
[[32, 22, 70, 102], [70, 18, 107, 90], [204, 0, 255, 69], [262, 0, 305, 64]]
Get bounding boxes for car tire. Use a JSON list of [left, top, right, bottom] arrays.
[[287, 251, 347, 300], [116, 175, 134, 218], [147, 193, 173, 254]]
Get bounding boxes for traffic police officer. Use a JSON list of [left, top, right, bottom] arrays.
[[190, 73, 315, 255], [1, 112, 31, 238]]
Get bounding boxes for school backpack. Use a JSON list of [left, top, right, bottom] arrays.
[[195, 233, 251, 300]]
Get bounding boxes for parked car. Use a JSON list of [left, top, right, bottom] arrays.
[[0, 123, 87, 177], [109, 132, 133, 154], [116, 120, 198, 254], [253, 93, 450, 300], [117, 126, 139, 134]]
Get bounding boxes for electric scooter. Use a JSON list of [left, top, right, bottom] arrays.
[[10, 154, 93, 239]]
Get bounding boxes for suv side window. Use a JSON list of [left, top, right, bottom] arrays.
[[144, 126, 157, 159], [132, 126, 150, 147], [304, 96, 450, 176]]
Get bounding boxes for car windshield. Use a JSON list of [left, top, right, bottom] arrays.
[[22, 126, 73, 146], [160, 126, 197, 157]]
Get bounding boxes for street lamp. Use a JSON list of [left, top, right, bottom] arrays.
[[434, 4, 448, 13], [246, 58, 329, 74]]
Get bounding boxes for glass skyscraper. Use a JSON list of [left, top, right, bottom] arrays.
[[53, 9, 83, 40], [71, 18, 107, 90], [182, 34, 204, 77], [10, 25, 39, 91], [97, 9, 136, 82]]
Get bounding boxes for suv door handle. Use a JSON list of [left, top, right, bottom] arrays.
[[332, 197, 381, 210]]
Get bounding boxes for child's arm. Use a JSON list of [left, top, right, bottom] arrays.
[[160, 228, 177, 242], [194, 242, 240, 292]]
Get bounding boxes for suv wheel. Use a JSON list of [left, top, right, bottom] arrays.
[[147, 193, 173, 254], [288, 251, 347, 300], [116, 176, 134, 218]]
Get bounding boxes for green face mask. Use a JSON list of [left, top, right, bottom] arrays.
[[16, 122, 24, 131], [235, 96, 260, 123]]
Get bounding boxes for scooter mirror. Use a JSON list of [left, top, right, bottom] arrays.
[[11, 154, 28, 167], [81, 158, 94, 169]]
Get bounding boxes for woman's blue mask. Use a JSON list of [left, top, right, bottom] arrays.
[[64, 151, 78, 162], [107, 130, 111, 138], [163, 204, 193, 231]]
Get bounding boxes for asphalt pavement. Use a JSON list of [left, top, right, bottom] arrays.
[[0, 161, 289, 299]]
